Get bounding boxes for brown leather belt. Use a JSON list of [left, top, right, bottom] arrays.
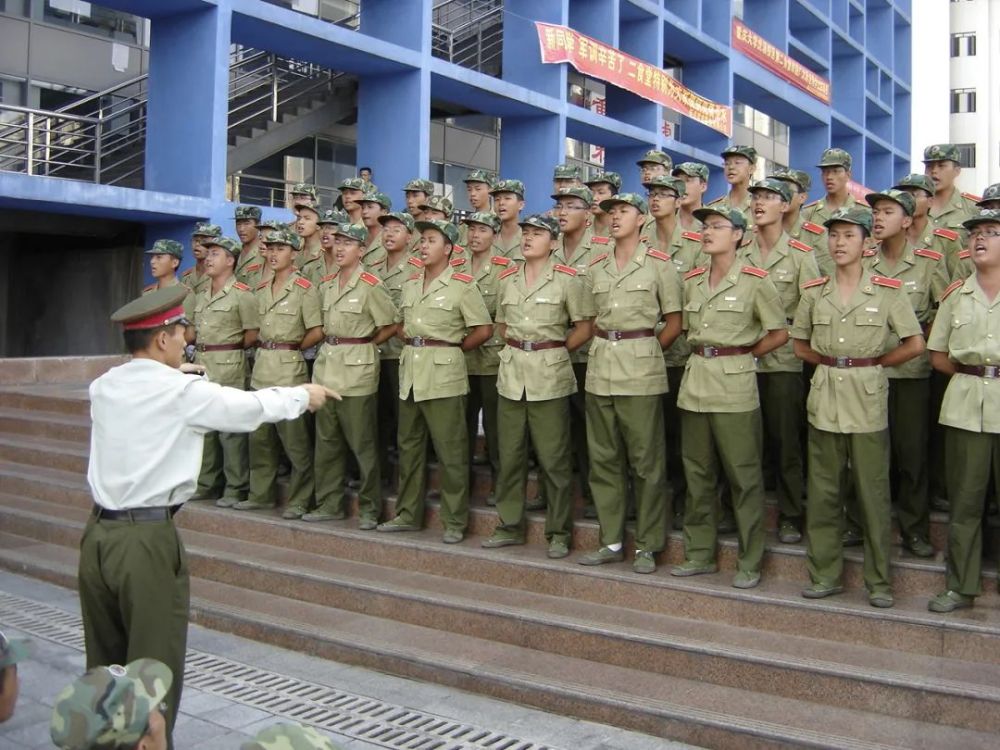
[[325, 335, 373, 345], [258, 340, 299, 351], [404, 337, 460, 347], [818, 355, 880, 368], [505, 338, 565, 352], [692, 345, 754, 358], [195, 343, 243, 352], [956, 364, 1000, 379], [92, 505, 181, 522], [594, 327, 655, 341]]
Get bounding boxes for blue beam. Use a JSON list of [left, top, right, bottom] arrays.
[[500, 114, 566, 214]]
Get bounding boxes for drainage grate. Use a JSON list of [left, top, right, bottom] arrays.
[[0, 592, 559, 750]]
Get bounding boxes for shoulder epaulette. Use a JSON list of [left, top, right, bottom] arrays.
[[452, 245, 465, 254], [320, 273, 337, 283], [491, 255, 512, 267], [499, 266, 519, 280], [739, 235, 753, 248], [862, 248, 877, 257], [182, 268, 194, 277], [958, 249, 971, 259], [451, 272, 473, 283], [682, 231, 702, 242], [589, 252, 609, 266], [803, 199, 821, 208], [592, 235, 610, 245], [246, 262, 262, 272], [801, 276, 829, 289], [553, 263, 577, 276], [934, 227, 960, 241], [741, 265, 768, 278], [684, 267, 707, 281], [914, 248, 943, 261], [256, 280, 269, 290], [788, 239, 813, 253], [407, 273, 422, 281], [360, 271, 380, 286], [143, 283, 156, 292], [802, 221, 824, 235], [647, 249, 672, 262], [449, 257, 466, 267], [294, 277, 312, 289], [407, 256, 424, 267], [233, 281, 250, 291], [871, 275, 902, 289], [941, 279, 964, 301], [707, 195, 725, 205], [962, 192, 982, 203]]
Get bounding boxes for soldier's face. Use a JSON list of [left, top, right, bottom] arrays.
[[648, 188, 679, 219], [820, 166, 849, 195], [553, 178, 579, 194], [160, 324, 188, 370], [268, 243, 295, 272], [750, 190, 788, 227], [924, 160, 961, 193], [148, 253, 178, 279], [419, 229, 450, 267], [871, 200, 911, 240], [640, 162, 667, 184], [554, 199, 590, 233], [723, 156, 752, 185], [783, 182, 807, 211], [493, 192, 523, 221], [138, 707, 168, 750], [341, 188, 364, 212], [381, 220, 410, 252], [466, 182, 491, 210], [204, 246, 234, 278], [700, 218, 740, 254], [406, 191, 427, 215], [608, 204, 642, 239], [901, 188, 931, 219], [466, 222, 495, 254], [334, 236, 364, 268], [235, 219, 258, 244], [191, 236, 208, 261], [970, 221, 1000, 270], [359, 202, 383, 228], [521, 225, 555, 260], [827, 223, 866, 266], [291, 194, 314, 209], [676, 174, 706, 208], [589, 182, 614, 217], [422, 209, 447, 222], [296, 211, 319, 238], [320, 223, 337, 249]]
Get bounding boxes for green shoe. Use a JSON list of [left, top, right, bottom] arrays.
[[802, 582, 844, 599], [928, 590, 974, 613], [442, 529, 465, 544], [583, 504, 598, 520], [484, 492, 497, 507], [358, 517, 378, 531], [481, 534, 524, 549], [232, 500, 275, 511], [732, 570, 761, 589], [547, 540, 569, 559], [376, 518, 420, 532], [282, 506, 307, 520], [189, 491, 220, 502], [215, 496, 241, 508], [778, 521, 802, 544], [525, 495, 546, 511], [633, 550, 656, 574], [670, 560, 718, 577], [869, 591, 895, 608], [903, 536, 934, 558], [301, 509, 346, 522], [578, 546, 624, 566], [841, 528, 863, 547], [717, 514, 737, 534]]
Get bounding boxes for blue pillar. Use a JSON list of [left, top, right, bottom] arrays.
[[503, 0, 566, 99], [605, 144, 653, 195], [789, 122, 829, 202], [608, 13, 661, 134], [360, 0, 427, 51], [500, 114, 566, 214], [569, 0, 617, 44], [682, 58, 731, 158]]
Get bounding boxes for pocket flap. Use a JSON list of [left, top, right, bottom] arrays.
[[543, 347, 570, 366], [721, 356, 755, 374], [433, 348, 460, 365], [345, 346, 375, 365]]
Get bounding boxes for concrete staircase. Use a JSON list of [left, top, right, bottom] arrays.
[[1, 372, 1000, 749]]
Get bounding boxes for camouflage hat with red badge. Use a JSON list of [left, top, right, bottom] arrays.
[[378, 211, 416, 232]]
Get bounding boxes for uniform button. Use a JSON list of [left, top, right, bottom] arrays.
[[703, 323, 709, 328], [841, 318, 846, 323], [838, 337, 845, 343], [417, 318, 422, 322], [837, 376, 843, 382]]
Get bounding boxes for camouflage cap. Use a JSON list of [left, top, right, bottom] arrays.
[[290, 183, 318, 200], [643, 175, 687, 197], [403, 178, 435, 194], [334, 222, 369, 244], [203, 236, 242, 257], [519, 213, 561, 237], [359, 191, 392, 210], [823, 206, 873, 232], [599, 192, 649, 215], [235, 205, 262, 222], [749, 177, 792, 202], [490, 179, 525, 197], [0, 630, 28, 669], [378, 211, 415, 232], [50, 659, 172, 750], [692, 206, 748, 230], [145, 239, 184, 258], [962, 208, 1000, 231], [263, 227, 303, 250], [338, 177, 369, 192], [240, 722, 342, 750], [550, 185, 594, 204], [415, 219, 459, 245], [817, 148, 852, 169], [294, 201, 322, 217], [892, 173, 936, 196], [419, 195, 453, 215], [192, 222, 223, 238], [636, 149, 672, 168], [258, 218, 287, 231], [672, 162, 709, 181], [318, 209, 350, 226], [721, 145, 757, 162], [462, 211, 501, 232], [770, 168, 811, 193], [865, 188, 916, 216], [584, 171, 623, 191], [922, 143, 961, 163], [463, 169, 496, 186], [552, 163, 582, 180], [976, 183, 1000, 207]]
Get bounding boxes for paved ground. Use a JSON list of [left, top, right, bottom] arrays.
[[0, 571, 694, 750]]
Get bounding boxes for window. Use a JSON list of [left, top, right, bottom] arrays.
[[950, 32, 976, 57], [955, 143, 976, 169], [951, 88, 976, 113]]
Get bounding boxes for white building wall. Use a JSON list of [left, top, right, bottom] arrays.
[[911, 0, 951, 174]]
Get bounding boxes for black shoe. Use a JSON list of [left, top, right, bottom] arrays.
[[841, 528, 863, 547]]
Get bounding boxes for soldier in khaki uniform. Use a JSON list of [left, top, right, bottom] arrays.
[[403, 178, 434, 221], [234, 205, 267, 286], [491, 179, 526, 260], [672, 207, 788, 588], [182, 222, 221, 296], [791, 207, 924, 607], [309, 223, 398, 527], [377, 220, 493, 543], [673, 162, 709, 233], [359, 191, 391, 274], [927, 209, 1000, 612], [142, 239, 187, 295], [482, 214, 595, 557], [584, 171, 621, 238], [706, 146, 755, 224], [301, 209, 346, 287], [862, 189, 949, 557], [742, 178, 821, 543], [293, 202, 323, 269], [337, 176, 369, 225], [552, 163, 583, 193], [801, 148, 860, 228], [579, 193, 683, 574], [289, 182, 318, 213], [923, 143, 979, 233], [420, 195, 453, 222], [237, 228, 324, 517], [458, 170, 495, 247], [771, 169, 831, 275], [637, 149, 672, 185]]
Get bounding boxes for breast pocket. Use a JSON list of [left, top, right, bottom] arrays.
[[532, 295, 564, 322], [624, 279, 653, 306], [714, 300, 746, 331], [432, 347, 465, 385], [592, 280, 611, 310], [949, 313, 976, 349], [338, 298, 365, 315]]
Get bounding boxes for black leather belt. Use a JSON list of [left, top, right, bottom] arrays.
[[956, 364, 1000, 379], [92, 505, 181, 522]]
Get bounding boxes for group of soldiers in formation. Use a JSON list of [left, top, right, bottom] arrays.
[[140, 141, 1000, 615]]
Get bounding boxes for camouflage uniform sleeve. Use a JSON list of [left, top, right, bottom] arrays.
[[754, 276, 786, 331], [655, 259, 683, 316], [886, 286, 923, 341], [459, 280, 493, 328], [301, 285, 323, 329], [367, 282, 397, 328], [565, 274, 596, 322], [239, 289, 260, 329], [927, 291, 957, 353], [790, 288, 816, 340]]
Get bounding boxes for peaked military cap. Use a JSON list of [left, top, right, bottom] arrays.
[[235, 205, 262, 221], [892, 174, 936, 196], [551, 185, 594, 204], [770, 168, 811, 192], [865, 188, 916, 216], [334, 222, 369, 244], [643, 175, 687, 196], [192, 222, 223, 238], [817, 148, 852, 169], [420, 195, 453, 215], [241, 722, 342, 750], [750, 178, 792, 202], [584, 171, 623, 191], [462, 211, 501, 232], [922, 144, 961, 163], [636, 149, 672, 168], [519, 213, 561, 236], [823, 206, 873, 232], [963, 208, 1000, 230], [490, 179, 525, 197], [599, 192, 649, 214], [721, 145, 757, 162], [145, 239, 184, 258], [693, 206, 748, 230], [263, 227, 302, 250], [415, 219, 459, 245], [378, 211, 416, 232], [553, 163, 582, 180], [403, 178, 435, 194], [463, 169, 496, 186], [203, 236, 242, 257], [112, 286, 192, 330], [672, 162, 709, 181], [976, 183, 1000, 207], [0, 630, 28, 669]]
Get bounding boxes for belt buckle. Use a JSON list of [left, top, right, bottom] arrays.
[[522, 340, 535, 352], [835, 356, 849, 368], [985, 365, 998, 378], [607, 330, 622, 342], [411, 336, 424, 348], [702, 345, 717, 358], [331, 337, 341, 346]]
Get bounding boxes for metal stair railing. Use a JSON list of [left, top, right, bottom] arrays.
[[431, 4, 503, 75], [262, 0, 360, 28], [227, 171, 340, 208], [433, 0, 502, 31]]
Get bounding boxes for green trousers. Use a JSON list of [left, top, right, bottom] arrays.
[[587, 393, 667, 553], [493, 396, 573, 544], [78, 516, 189, 746], [315, 393, 381, 521], [395, 394, 469, 533], [681, 409, 766, 573], [466, 374, 500, 478], [943, 427, 1000, 596], [570, 362, 592, 504], [758, 371, 805, 526], [928, 371, 950, 503], [377, 359, 400, 483], [888, 377, 930, 542], [248, 413, 315, 511], [664, 366, 686, 515], [196, 430, 249, 500], [806, 426, 892, 594]]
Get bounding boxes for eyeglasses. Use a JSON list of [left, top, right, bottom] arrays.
[[702, 222, 735, 232], [552, 204, 589, 212], [969, 229, 1000, 239]]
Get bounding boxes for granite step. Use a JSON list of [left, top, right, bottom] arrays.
[[0, 407, 91, 443], [0, 385, 91, 417], [0, 433, 89, 475]]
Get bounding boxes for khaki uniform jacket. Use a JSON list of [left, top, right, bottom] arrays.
[[188, 276, 259, 388], [464, 254, 515, 376], [801, 193, 861, 228], [235, 244, 266, 287], [300, 252, 339, 289], [142, 277, 187, 296], [396, 269, 492, 402], [555, 228, 611, 364], [739, 232, 821, 373], [495, 259, 595, 401], [378, 253, 423, 361], [791, 274, 922, 433], [928, 187, 978, 233], [788, 215, 831, 276], [707, 191, 753, 225], [250, 272, 322, 389], [918, 225, 973, 282], [497, 225, 523, 261], [928, 276, 1000, 434], [863, 242, 949, 379], [181, 266, 210, 297], [295, 242, 323, 270], [313, 267, 396, 397], [585, 242, 683, 397], [679, 264, 785, 413], [362, 233, 388, 276]]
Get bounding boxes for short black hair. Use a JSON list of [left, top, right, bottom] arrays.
[[122, 323, 183, 355], [359, 166, 372, 175]]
